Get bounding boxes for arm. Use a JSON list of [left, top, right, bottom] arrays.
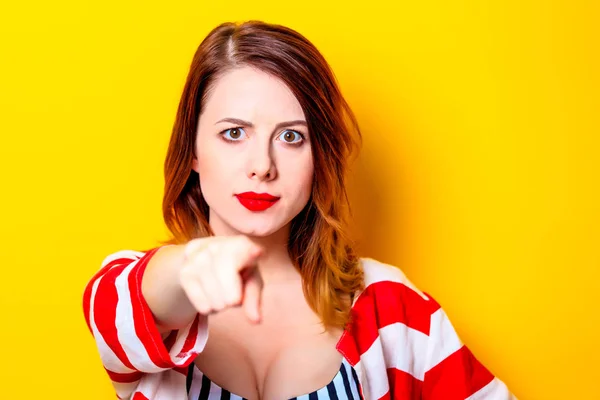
[[141, 244, 200, 333], [82, 246, 208, 399], [422, 294, 516, 400]]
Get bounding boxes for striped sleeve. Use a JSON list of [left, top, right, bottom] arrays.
[[82, 247, 208, 399], [422, 294, 516, 400]]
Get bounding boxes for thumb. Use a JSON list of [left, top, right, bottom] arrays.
[[241, 268, 263, 324]]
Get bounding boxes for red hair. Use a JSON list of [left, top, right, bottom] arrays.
[[161, 20, 363, 330]]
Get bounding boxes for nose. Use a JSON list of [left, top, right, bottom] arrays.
[[246, 136, 277, 181]]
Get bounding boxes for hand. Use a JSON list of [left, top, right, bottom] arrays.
[[179, 235, 265, 323]]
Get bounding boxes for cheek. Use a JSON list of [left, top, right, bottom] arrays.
[[196, 146, 229, 196], [196, 138, 228, 175], [302, 165, 314, 191], [288, 156, 314, 198]]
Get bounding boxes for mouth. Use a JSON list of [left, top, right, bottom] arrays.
[[235, 192, 280, 212]]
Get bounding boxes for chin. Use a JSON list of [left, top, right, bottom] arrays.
[[209, 205, 291, 237], [240, 223, 278, 237], [234, 229, 272, 238], [233, 219, 288, 238]]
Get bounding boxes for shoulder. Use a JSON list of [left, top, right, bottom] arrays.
[[358, 257, 426, 297], [339, 258, 444, 366], [98, 245, 175, 269], [353, 257, 441, 322]]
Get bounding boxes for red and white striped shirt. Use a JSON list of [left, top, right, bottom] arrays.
[[83, 246, 516, 400]]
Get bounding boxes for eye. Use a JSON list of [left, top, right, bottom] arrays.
[[278, 130, 304, 144], [220, 127, 247, 142]]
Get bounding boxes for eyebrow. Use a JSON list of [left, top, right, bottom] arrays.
[[216, 118, 307, 130]]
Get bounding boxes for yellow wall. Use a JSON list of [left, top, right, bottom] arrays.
[[1, 1, 598, 399]]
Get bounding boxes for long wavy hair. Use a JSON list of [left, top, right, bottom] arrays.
[[161, 20, 364, 330]]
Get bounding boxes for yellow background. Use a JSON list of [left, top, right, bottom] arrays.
[[1, 1, 598, 399]]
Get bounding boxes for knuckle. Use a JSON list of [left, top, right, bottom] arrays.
[[226, 292, 241, 306], [198, 306, 211, 315], [179, 265, 194, 281], [206, 241, 218, 254]]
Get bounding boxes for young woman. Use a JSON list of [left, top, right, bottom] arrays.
[[83, 20, 516, 400]]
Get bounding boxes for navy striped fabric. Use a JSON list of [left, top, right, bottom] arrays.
[[186, 357, 362, 400]]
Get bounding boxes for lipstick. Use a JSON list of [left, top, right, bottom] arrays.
[[235, 192, 280, 212]]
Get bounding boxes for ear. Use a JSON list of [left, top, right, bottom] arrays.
[[192, 157, 199, 173]]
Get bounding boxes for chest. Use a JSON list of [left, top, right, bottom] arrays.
[[192, 283, 346, 400]]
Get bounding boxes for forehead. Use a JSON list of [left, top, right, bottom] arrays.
[[201, 66, 305, 120]]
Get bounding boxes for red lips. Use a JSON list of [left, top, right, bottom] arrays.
[[236, 192, 280, 201], [235, 192, 280, 211]]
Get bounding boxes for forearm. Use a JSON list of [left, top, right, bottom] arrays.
[[141, 244, 198, 333], [83, 246, 209, 394]]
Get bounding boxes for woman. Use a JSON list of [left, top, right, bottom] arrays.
[[83, 20, 516, 400]]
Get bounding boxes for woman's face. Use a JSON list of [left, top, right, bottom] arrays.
[[192, 66, 314, 237]]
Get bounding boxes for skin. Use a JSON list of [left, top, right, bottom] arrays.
[[192, 65, 313, 285], [189, 66, 344, 399]]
